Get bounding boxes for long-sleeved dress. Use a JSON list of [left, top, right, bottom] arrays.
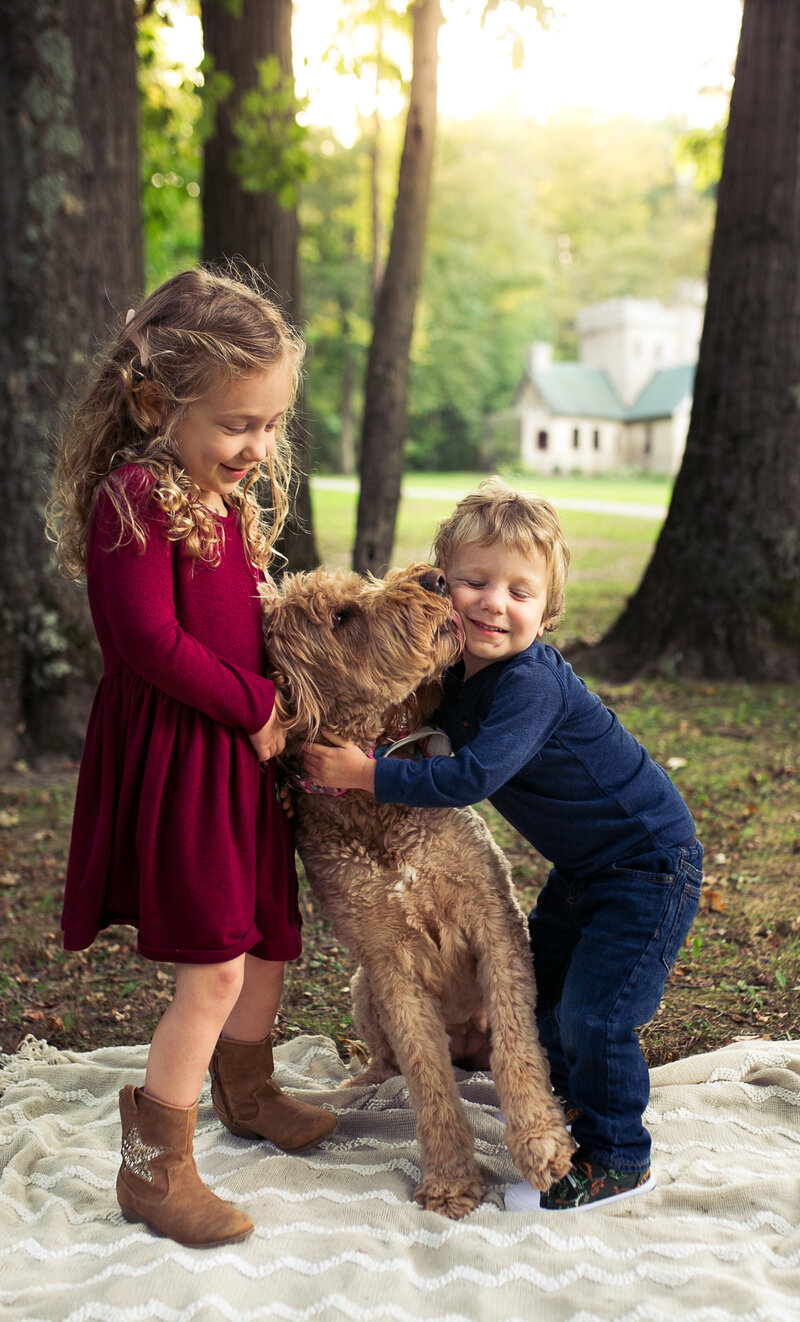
[[61, 464, 300, 965]]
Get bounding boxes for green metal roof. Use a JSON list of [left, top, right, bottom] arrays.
[[525, 364, 625, 420], [625, 364, 696, 421], [523, 361, 696, 422]]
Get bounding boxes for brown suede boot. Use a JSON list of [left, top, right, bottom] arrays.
[[210, 1035, 338, 1151], [117, 1085, 253, 1247]]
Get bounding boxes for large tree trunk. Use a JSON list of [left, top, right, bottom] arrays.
[[201, 0, 318, 571], [352, 0, 441, 575], [0, 0, 143, 763], [581, 0, 800, 682]]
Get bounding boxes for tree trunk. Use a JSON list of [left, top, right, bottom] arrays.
[[352, 0, 441, 575], [0, 0, 143, 763], [339, 333, 357, 477], [581, 0, 800, 682], [201, 0, 318, 571]]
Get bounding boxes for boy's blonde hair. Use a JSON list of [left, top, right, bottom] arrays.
[[432, 477, 571, 631], [49, 265, 305, 580]]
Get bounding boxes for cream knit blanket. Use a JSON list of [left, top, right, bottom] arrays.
[[1, 1034, 798, 1322]]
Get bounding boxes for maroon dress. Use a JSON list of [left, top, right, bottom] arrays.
[[61, 465, 301, 965]]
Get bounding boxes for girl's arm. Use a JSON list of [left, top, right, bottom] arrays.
[[91, 483, 276, 734]]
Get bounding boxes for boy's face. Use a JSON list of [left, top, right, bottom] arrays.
[[447, 541, 550, 678]]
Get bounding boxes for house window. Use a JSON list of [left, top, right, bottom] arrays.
[[644, 424, 653, 455], [593, 429, 600, 450], [572, 427, 580, 449], [538, 430, 549, 450]]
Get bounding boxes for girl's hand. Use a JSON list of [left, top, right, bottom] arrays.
[[302, 730, 376, 794], [249, 705, 288, 763]]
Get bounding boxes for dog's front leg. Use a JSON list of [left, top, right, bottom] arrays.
[[363, 954, 484, 1219], [471, 909, 575, 1191]]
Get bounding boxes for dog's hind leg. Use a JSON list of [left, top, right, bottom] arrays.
[[341, 967, 399, 1087], [471, 905, 575, 1191], [364, 957, 484, 1219]]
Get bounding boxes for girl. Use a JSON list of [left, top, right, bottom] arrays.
[[49, 267, 336, 1249]]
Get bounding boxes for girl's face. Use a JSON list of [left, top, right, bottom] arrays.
[[173, 365, 294, 514]]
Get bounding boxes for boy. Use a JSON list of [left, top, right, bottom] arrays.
[[303, 477, 703, 1212]]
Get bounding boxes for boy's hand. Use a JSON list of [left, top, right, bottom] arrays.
[[302, 730, 376, 795], [249, 705, 288, 763]]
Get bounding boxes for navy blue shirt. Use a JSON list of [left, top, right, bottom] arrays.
[[374, 642, 695, 876]]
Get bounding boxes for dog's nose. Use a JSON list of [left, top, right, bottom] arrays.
[[419, 570, 448, 597]]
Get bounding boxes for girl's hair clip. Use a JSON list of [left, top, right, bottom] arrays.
[[126, 307, 149, 367]]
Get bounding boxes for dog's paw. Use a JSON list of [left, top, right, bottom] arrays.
[[505, 1122, 576, 1191], [413, 1174, 484, 1219], [338, 1060, 398, 1089]]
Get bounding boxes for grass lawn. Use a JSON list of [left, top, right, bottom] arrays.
[[2, 471, 798, 1063]]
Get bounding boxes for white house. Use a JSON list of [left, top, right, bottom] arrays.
[[498, 286, 704, 475]]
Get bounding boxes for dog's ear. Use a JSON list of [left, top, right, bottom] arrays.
[[268, 661, 326, 742], [267, 661, 320, 745], [263, 601, 326, 741]]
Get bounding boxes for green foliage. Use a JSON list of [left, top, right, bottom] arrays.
[[229, 56, 310, 208], [327, 0, 411, 82], [137, 2, 202, 288], [676, 120, 727, 196], [399, 109, 715, 472], [480, 0, 557, 69], [482, 0, 555, 25], [300, 129, 377, 469], [196, 57, 234, 143], [135, 3, 718, 472], [300, 108, 715, 473]]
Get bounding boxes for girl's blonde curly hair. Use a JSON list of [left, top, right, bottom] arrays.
[[48, 265, 305, 580]]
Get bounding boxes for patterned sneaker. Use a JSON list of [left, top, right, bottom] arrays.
[[505, 1148, 655, 1213]]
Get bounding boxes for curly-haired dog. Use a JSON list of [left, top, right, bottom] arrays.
[[263, 564, 574, 1218]]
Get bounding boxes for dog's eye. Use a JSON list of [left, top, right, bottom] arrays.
[[332, 609, 352, 630]]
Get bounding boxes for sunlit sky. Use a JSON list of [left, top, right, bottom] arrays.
[[166, 0, 742, 140]]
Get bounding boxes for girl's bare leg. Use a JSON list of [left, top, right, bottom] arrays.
[[221, 954, 286, 1043], [144, 956, 246, 1107]]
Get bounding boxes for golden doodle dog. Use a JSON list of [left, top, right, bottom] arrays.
[[262, 563, 574, 1219]]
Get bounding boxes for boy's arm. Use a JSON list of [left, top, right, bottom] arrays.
[[302, 734, 376, 793], [303, 664, 565, 806]]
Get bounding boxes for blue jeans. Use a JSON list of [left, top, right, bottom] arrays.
[[529, 840, 703, 1172]]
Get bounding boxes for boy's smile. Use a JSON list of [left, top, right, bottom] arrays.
[[448, 541, 550, 678]]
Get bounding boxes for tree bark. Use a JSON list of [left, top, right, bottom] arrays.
[[580, 0, 800, 682], [201, 0, 318, 571], [0, 0, 143, 763], [352, 0, 441, 575]]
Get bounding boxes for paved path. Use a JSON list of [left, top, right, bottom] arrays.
[[311, 476, 668, 521]]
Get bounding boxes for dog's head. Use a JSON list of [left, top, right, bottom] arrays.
[[262, 563, 464, 743]]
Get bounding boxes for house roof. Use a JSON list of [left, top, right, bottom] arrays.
[[523, 364, 625, 420], [625, 364, 696, 421], [519, 361, 696, 423]]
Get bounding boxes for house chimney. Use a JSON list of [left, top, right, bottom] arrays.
[[527, 342, 553, 374]]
